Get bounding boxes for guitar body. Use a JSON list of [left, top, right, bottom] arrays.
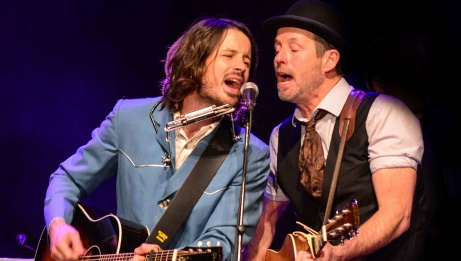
[[34, 204, 150, 261], [266, 234, 308, 261], [34, 204, 223, 261]]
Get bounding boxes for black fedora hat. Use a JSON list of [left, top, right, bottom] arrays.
[[263, 0, 349, 54]]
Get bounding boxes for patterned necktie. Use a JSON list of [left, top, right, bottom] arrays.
[[298, 109, 328, 200]]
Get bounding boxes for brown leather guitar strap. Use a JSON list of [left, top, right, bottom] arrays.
[[323, 90, 365, 224], [339, 90, 366, 142]]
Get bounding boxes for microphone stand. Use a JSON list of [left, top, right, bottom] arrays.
[[233, 107, 253, 261]]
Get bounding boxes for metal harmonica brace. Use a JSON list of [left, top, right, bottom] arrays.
[[165, 104, 235, 131]]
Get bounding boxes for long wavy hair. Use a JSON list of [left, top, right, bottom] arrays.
[[160, 17, 258, 113]]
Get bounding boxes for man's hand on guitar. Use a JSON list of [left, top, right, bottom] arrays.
[[131, 243, 163, 261], [48, 218, 85, 261], [293, 235, 319, 261]]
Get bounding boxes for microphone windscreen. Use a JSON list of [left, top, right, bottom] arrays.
[[240, 82, 259, 97]]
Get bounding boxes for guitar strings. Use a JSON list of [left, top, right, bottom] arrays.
[[77, 249, 208, 261]]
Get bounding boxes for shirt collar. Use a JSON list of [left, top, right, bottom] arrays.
[[291, 77, 355, 127]]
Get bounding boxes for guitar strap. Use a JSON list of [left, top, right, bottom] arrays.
[[323, 89, 365, 224], [145, 117, 235, 248], [338, 90, 366, 142]]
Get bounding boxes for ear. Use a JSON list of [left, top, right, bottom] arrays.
[[322, 49, 340, 73]]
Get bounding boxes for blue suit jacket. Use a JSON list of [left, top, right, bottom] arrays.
[[44, 97, 270, 260]]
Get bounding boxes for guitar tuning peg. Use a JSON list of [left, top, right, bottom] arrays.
[[206, 241, 211, 247], [216, 241, 221, 246], [197, 241, 203, 247]]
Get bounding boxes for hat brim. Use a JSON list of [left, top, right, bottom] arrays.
[[263, 15, 348, 54]]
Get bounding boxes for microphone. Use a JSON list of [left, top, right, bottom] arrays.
[[165, 104, 235, 131], [240, 82, 259, 111]]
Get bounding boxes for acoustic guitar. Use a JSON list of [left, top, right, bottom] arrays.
[[266, 199, 360, 261], [34, 204, 222, 261]]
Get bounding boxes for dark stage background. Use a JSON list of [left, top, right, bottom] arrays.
[[1, 0, 459, 258]]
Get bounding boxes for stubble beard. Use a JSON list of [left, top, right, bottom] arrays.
[[279, 66, 324, 103], [198, 85, 239, 107]]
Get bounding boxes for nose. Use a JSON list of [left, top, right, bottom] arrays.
[[275, 51, 284, 65], [233, 61, 248, 77]]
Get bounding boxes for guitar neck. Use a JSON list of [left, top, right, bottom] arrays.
[[78, 249, 181, 261], [79, 248, 221, 261], [80, 252, 134, 261], [306, 233, 324, 258]]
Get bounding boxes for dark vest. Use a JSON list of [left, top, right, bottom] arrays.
[[277, 92, 426, 260], [277, 92, 378, 231]]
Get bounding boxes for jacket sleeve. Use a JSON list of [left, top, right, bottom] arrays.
[[44, 99, 123, 228]]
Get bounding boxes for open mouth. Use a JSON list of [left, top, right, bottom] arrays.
[[277, 72, 293, 83], [225, 78, 243, 88]]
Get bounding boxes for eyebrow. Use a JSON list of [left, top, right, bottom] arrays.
[[221, 48, 252, 61]]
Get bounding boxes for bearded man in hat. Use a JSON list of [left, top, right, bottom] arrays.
[[243, 0, 423, 260]]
